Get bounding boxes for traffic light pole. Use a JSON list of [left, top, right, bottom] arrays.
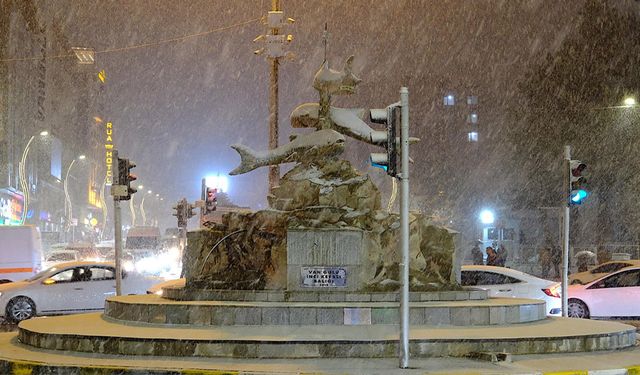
[[399, 87, 410, 369], [562, 145, 571, 317], [113, 199, 123, 296]]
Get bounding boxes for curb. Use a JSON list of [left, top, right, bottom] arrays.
[[541, 366, 640, 375], [2, 358, 640, 375]]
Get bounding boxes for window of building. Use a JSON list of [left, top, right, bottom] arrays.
[[487, 227, 499, 240], [443, 94, 455, 106], [468, 112, 478, 124], [468, 131, 478, 142], [467, 95, 478, 105]]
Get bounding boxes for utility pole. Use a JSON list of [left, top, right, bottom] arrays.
[[268, 0, 280, 191], [254, 1, 294, 192], [562, 145, 570, 317]]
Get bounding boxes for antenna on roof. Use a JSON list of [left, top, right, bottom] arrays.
[[322, 22, 328, 65]]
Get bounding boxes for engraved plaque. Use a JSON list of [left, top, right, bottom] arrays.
[[301, 267, 347, 287]]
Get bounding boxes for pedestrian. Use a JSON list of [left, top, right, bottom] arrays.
[[496, 244, 508, 267], [471, 242, 484, 265], [485, 247, 499, 266], [539, 247, 552, 279]]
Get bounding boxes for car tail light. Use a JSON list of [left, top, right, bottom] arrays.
[[542, 284, 561, 298]]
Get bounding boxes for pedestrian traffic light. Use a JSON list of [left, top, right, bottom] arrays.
[[569, 160, 588, 205], [116, 157, 137, 201], [369, 103, 400, 177], [205, 187, 218, 214]]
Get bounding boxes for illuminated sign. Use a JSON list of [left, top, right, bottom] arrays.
[[0, 188, 24, 225], [105, 122, 114, 184]]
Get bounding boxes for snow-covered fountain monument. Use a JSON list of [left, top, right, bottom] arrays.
[[0, 56, 635, 373]]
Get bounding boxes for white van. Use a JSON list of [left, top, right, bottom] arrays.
[[0, 225, 43, 281]]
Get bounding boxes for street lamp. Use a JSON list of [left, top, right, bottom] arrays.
[[479, 209, 495, 225], [140, 190, 153, 226], [64, 155, 86, 241], [623, 96, 637, 108], [19, 131, 50, 224]]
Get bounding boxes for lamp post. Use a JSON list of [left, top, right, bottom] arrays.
[[623, 96, 637, 108], [18, 130, 49, 224], [140, 190, 152, 226], [64, 155, 86, 242]]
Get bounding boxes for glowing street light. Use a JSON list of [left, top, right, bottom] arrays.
[[479, 209, 495, 225], [64, 155, 87, 240], [19, 131, 50, 224], [71, 47, 95, 64], [623, 96, 637, 107], [205, 174, 229, 193]]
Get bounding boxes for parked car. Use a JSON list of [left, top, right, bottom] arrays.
[[147, 278, 185, 296], [461, 265, 561, 316], [0, 261, 161, 322], [569, 260, 640, 285], [568, 265, 640, 319]]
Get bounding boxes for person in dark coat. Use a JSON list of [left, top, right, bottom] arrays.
[[471, 243, 484, 265], [496, 244, 508, 267], [485, 247, 499, 266]]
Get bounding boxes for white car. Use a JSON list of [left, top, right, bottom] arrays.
[[568, 265, 640, 319], [461, 265, 561, 316], [569, 260, 640, 285], [0, 261, 160, 322]]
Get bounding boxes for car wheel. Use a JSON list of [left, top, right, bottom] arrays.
[[568, 298, 590, 319], [6, 296, 36, 323]]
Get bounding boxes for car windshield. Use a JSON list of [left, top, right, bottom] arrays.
[[27, 266, 61, 282]]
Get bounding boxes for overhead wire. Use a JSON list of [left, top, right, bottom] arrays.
[[0, 17, 261, 63]]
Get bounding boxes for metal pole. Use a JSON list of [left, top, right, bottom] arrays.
[[268, 0, 281, 191], [114, 199, 122, 296], [19, 136, 35, 224], [399, 87, 410, 368], [562, 145, 571, 317]]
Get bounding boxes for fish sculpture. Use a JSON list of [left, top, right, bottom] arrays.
[[229, 129, 345, 175], [313, 55, 361, 96], [291, 104, 420, 146]]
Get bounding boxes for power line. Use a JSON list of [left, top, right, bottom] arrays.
[[0, 17, 260, 63]]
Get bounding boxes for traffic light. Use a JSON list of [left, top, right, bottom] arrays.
[[173, 199, 188, 228], [369, 103, 400, 177], [569, 160, 588, 205], [205, 187, 218, 214], [116, 157, 137, 201], [186, 203, 196, 219]]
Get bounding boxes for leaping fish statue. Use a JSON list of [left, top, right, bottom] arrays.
[[229, 129, 345, 175], [313, 55, 361, 96], [291, 104, 420, 146]]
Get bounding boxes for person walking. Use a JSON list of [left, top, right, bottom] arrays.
[[496, 244, 508, 267], [471, 242, 484, 265], [485, 246, 499, 266]]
